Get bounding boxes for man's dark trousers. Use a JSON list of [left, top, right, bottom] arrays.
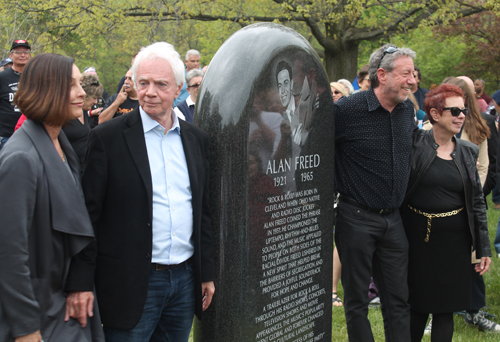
[[335, 200, 410, 342]]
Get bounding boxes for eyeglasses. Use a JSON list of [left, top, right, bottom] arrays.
[[333, 90, 342, 95], [443, 107, 469, 117], [377, 46, 398, 70], [12, 50, 30, 55], [188, 83, 201, 89]]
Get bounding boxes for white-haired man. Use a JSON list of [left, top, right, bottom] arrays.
[[174, 49, 201, 107], [81, 42, 215, 341], [335, 44, 417, 341]]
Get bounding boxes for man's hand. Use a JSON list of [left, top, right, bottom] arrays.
[[15, 330, 42, 342], [475, 257, 491, 276], [65, 291, 94, 328], [115, 85, 128, 105], [201, 281, 215, 311]]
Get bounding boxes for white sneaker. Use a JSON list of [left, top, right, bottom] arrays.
[[424, 315, 432, 335], [465, 311, 500, 332], [368, 297, 380, 308], [498, 253, 500, 259]]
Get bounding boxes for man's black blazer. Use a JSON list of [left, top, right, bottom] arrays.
[[82, 107, 215, 330]]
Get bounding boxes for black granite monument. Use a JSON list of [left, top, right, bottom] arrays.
[[194, 23, 335, 342]]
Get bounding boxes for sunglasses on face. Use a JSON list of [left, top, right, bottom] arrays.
[[377, 46, 398, 70], [333, 90, 342, 95], [443, 107, 469, 117]]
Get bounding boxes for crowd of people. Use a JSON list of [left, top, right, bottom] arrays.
[[332, 45, 500, 342], [0, 36, 499, 342], [0, 40, 214, 342]]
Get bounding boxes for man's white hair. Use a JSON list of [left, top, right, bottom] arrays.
[[185, 49, 200, 61], [132, 42, 185, 87]]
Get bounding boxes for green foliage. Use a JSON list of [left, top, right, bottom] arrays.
[[392, 27, 467, 89], [0, 0, 496, 86]]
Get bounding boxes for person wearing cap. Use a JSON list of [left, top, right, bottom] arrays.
[[0, 58, 13, 72], [0, 40, 31, 150]]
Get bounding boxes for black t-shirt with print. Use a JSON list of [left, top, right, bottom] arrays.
[[103, 94, 139, 118], [0, 68, 22, 137]]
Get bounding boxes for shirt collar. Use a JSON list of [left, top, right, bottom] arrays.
[[187, 96, 196, 107], [366, 86, 410, 113], [139, 106, 181, 135]]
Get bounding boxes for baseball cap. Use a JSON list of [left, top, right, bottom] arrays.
[[10, 39, 31, 51], [0, 58, 13, 67], [84, 67, 97, 75]]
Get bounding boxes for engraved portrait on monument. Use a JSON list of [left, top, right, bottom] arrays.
[[194, 23, 334, 342]]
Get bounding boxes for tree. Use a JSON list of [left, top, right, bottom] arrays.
[[433, 11, 500, 91], [123, 0, 490, 80], [0, 0, 493, 83]]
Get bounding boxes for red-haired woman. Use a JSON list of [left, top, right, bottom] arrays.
[[402, 83, 491, 341]]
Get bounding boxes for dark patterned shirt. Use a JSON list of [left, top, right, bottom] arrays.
[[334, 87, 416, 209]]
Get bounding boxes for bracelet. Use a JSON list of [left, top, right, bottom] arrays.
[[89, 109, 93, 117]]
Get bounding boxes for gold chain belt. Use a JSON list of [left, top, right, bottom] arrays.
[[407, 205, 464, 242]]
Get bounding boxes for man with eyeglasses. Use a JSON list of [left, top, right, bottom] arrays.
[[174, 69, 204, 123], [98, 68, 139, 124], [173, 49, 201, 107], [0, 40, 31, 150], [334, 43, 417, 341]]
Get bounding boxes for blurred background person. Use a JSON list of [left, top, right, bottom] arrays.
[[0, 57, 12, 72], [445, 77, 490, 187], [411, 66, 429, 110], [474, 78, 493, 105], [0, 53, 104, 342], [174, 69, 204, 123], [330, 82, 348, 102], [403, 83, 491, 342], [174, 49, 201, 107], [98, 69, 138, 124], [337, 78, 354, 96], [0, 40, 31, 150], [62, 73, 103, 172], [353, 64, 370, 93], [408, 92, 425, 128]]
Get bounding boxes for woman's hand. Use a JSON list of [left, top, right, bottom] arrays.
[[15, 330, 42, 342], [475, 257, 491, 276], [65, 291, 94, 327]]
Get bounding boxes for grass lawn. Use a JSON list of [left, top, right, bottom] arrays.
[[332, 194, 500, 341], [190, 195, 500, 341]]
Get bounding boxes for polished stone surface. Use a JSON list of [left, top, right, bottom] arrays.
[[194, 23, 335, 342]]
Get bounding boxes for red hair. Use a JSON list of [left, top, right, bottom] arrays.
[[424, 84, 464, 125]]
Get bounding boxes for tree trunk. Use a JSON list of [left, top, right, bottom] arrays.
[[323, 40, 359, 83]]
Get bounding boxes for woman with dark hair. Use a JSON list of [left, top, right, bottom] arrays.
[[402, 83, 491, 341], [62, 73, 103, 171], [0, 54, 104, 342]]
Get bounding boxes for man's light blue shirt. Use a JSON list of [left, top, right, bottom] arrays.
[[139, 107, 194, 264]]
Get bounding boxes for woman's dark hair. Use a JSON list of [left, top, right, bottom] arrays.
[[14, 53, 75, 127], [424, 83, 463, 125]]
